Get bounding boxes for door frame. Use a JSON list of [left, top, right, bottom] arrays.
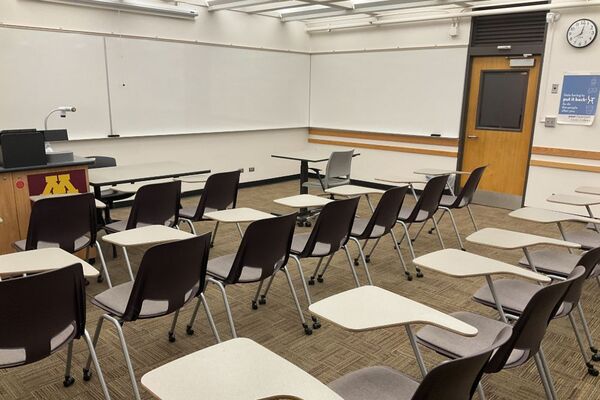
[[455, 19, 548, 207]]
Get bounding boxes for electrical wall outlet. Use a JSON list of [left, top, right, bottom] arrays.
[[551, 83, 560, 94], [248, 167, 255, 172], [545, 116, 557, 128]]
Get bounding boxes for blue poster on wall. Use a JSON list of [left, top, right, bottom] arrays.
[[558, 74, 600, 126]]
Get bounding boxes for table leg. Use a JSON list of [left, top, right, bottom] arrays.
[[405, 325, 428, 379], [585, 205, 600, 232], [409, 184, 418, 201], [122, 246, 135, 281], [300, 161, 309, 195], [485, 275, 508, 323], [556, 222, 574, 254], [366, 194, 375, 213], [522, 248, 539, 274]]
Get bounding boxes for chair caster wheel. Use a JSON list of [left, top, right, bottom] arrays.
[[416, 271, 424, 278], [303, 325, 313, 335], [592, 353, 600, 362], [312, 316, 321, 329], [591, 347, 599, 354], [305, 221, 312, 227], [259, 296, 267, 305], [84, 278, 90, 286], [588, 367, 599, 377], [308, 278, 315, 286], [365, 256, 371, 263], [63, 376, 75, 387], [405, 273, 413, 281], [461, 248, 466, 251], [89, 258, 96, 265], [168, 333, 176, 343], [297, 221, 304, 227], [83, 369, 92, 381], [210, 243, 214, 248], [317, 276, 324, 283], [186, 325, 194, 336], [97, 275, 104, 283], [251, 301, 258, 310], [427, 229, 434, 235]]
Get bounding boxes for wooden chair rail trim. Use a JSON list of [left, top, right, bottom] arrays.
[[530, 159, 600, 173], [307, 138, 458, 158], [531, 147, 600, 161], [309, 128, 459, 147]]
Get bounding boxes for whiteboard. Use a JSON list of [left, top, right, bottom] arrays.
[[106, 37, 310, 137], [0, 28, 112, 139], [309, 47, 468, 137]]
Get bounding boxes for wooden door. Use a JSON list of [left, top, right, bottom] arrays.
[[461, 56, 541, 198]]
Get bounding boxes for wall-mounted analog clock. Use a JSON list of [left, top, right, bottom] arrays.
[[567, 19, 597, 49]]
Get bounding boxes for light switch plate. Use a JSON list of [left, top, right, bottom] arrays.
[[545, 116, 557, 128]]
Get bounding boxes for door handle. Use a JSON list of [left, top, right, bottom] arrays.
[[467, 135, 479, 139]]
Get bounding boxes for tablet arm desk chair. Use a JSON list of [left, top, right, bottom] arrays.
[[473, 247, 600, 376], [84, 234, 216, 400], [0, 265, 111, 399], [179, 170, 241, 246], [330, 326, 512, 400], [417, 266, 584, 400], [304, 150, 354, 193], [87, 156, 134, 223], [12, 193, 111, 287]]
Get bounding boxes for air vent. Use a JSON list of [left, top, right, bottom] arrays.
[[472, 12, 547, 47]]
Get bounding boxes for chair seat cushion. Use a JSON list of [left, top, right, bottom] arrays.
[[562, 229, 600, 250], [328, 366, 419, 400], [517, 249, 579, 277], [416, 311, 527, 369], [104, 220, 153, 233], [13, 236, 91, 252], [397, 204, 429, 222], [351, 217, 386, 239], [207, 254, 263, 283], [439, 195, 468, 208], [93, 282, 195, 318], [290, 232, 332, 257], [473, 279, 567, 318], [179, 207, 218, 220]]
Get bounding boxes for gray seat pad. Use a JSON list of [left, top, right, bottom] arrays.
[[291, 232, 332, 257], [207, 254, 263, 283], [351, 217, 386, 238], [328, 366, 419, 400]]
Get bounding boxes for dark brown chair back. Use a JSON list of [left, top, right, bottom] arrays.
[[25, 193, 96, 253], [191, 170, 241, 220], [122, 233, 211, 321], [452, 166, 486, 208], [404, 175, 448, 222], [0, 264, 85, 367], [126, 180, 181, 229], [358, 186, 409, 238], [224, 213, 297, 284]]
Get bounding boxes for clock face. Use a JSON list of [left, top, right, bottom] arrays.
[[567, 19, 597, 48]]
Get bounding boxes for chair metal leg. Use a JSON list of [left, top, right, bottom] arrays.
[[282, 267, 313, 335], [63, 341, 75, 387], [186, 297, 203, 336], [477, 383, 487, 400], [208, 277, 237, 338], [411, 219, 429, 242], [308, 257, 324, 285], [290, 255, 313, 305], [343, 245, 361, 287], [427, 208, 447, 235], [467, 205, 479, 231], [82, 329, 111, 400], [185, 293, 221, 343], [316, 254, 334, 284], [534, 353, 554, 400], [258, 273, 277, 305], [349, 237, 373, 285], [95, 241, 112, 288], [235, 223, 244, 239], [538, 348, 558, 400], [180, 218, 197, 235], [83, 317, 105, 380], [398, 222, 422, 277], [122, 247, 135, 281], [389, 230, 411, 280], [167, 309, 180, 342], [252, 279, 265, 309], [103, 315, 141, 400], [431, 215, 445, 249], [576, 303, 599, 358], [444, 207, 464, 250], [568, 313, 599, 376], [210, 221, 220, 247]]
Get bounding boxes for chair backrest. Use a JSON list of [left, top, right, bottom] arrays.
[[453, 165, 487, 207], [0, 264, 85, 367], [300, 197, 360, 257], [325, 150, 354, 182], [412, 326, 512, 400], [406, 175, 449, 221], [360, 186, 410, 238], [192, 170, 241, 219], [26, 193, 97, 252], [485, 266, 585, 372], [562, 247, 600, 307], [126, 180, 181, 230], [122, 233, 211, 321], [224, 213, 297, 284], [86, 156, 117, 169]]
